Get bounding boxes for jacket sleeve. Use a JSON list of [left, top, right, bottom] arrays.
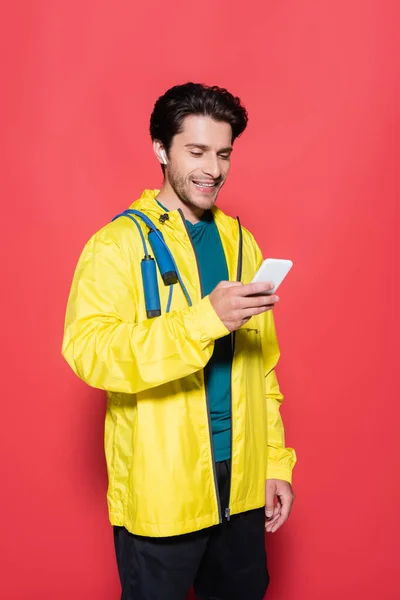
[[62, 231, 229, 394], [264, 366, 297, 483], [252, 238, 297, 483]]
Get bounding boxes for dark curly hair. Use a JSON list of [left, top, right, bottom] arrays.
[[150, 83, 248, 155]]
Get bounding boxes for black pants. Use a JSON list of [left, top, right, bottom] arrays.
[[114, 460, 269, 600]]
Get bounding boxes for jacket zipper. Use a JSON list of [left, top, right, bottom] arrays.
[[225, 217, 243, 522], [177, 208, 223, 524], [231, 217, 243, 359]]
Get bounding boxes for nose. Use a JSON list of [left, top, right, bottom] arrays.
[[203, 154, 221, 179]]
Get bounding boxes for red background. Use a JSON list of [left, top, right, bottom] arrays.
[[1, 1, 398, 598]]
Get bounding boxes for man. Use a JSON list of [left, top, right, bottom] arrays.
[[62, 83, 296, 600]]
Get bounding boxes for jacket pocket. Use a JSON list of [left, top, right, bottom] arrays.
[[234, 322, 261, 355]]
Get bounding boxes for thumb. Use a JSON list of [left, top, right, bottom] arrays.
[[216, 280, 243, 289], [265, 481, 276, 519]]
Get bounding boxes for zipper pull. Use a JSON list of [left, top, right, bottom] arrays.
[[225, 508, 231, 521]]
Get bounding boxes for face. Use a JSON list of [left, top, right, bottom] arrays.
[[162, 115, 233, 211]]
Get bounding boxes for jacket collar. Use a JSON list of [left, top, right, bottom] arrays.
[[130, 189, 237, 231], [130, 189, 242, 281]]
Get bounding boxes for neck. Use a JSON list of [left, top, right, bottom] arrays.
[[156, 180, 204, 224]]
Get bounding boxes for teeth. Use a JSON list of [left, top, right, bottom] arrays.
[[194, 182, 214, 187]]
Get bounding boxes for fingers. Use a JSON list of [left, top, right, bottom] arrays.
[[266, 514, 284, 533], [265, 499, 281, 531], [265, 514, 281, 532], [224, 283, 279, 321], [238, 293, 278, 308], [265, 482, 276, 520], [214, 282, 278, 311], [267, 507, 289, 533], [265, 508, 281, 531], [266, 493, 295, 533], [214, 281, 275, 298], [216, 280, 243, 289], [265, 495, 281, 529], [239, 300, 278, 319], [238, 282, 275, 296], [265, 506, 275, 520], [210, 280, 279, 333]]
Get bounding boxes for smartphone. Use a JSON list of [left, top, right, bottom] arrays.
[[251, 258, 293, 294]]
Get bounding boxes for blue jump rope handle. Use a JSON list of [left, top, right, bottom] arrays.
[[148, 229, 178, 285], [141, 257, 161, 318]]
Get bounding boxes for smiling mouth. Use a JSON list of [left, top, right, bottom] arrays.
[[192, 180, 218, 191]]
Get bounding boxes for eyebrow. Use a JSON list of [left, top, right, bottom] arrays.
[[184, 144, 233, 153]]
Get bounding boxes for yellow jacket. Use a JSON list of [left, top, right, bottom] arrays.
[[62, 189, 296, 537]]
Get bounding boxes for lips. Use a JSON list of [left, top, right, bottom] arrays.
[[192, 181, 216, 188], [192, 180, 218, 194]]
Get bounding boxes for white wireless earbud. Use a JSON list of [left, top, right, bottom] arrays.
[[160, 150, 168, 165]]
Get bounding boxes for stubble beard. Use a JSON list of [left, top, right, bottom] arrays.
[[167, 165, 223, 211]]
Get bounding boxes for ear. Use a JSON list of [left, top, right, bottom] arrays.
[[153, 140, 167, 165]]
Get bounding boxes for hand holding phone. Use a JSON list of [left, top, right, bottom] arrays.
[[209, 281, 278, 332], [209, 259, 292, 332]]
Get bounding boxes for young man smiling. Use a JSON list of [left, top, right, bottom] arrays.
[[62, 83, 296, 600]]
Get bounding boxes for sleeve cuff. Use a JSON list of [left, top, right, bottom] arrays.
[[266, 464, 294, 484], [188, 295, 230, 345], [266, 447, 297, 484]]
